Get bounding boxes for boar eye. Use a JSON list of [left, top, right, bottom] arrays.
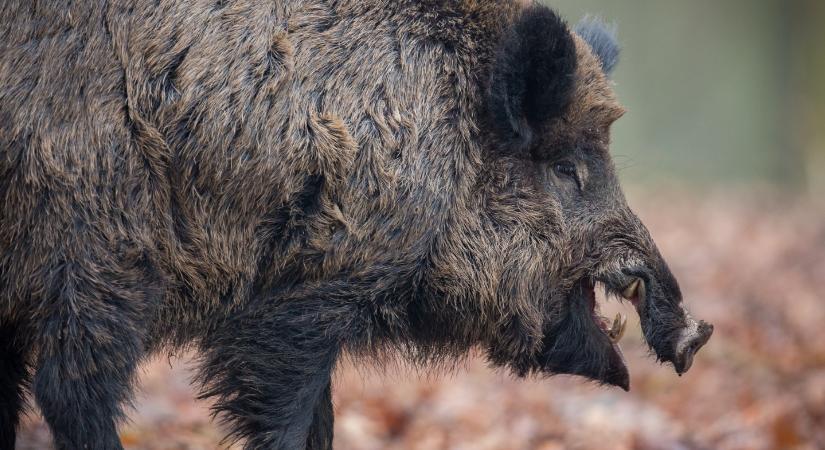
[[553, 161, 580, 186]]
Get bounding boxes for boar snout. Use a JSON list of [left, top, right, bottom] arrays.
[[673, 314, 714, 374], [619, 261, 713, 377]]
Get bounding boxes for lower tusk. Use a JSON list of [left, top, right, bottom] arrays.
[[608, 313, 627, 343]]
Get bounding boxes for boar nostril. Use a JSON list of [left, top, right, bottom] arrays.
[[674, 321, 713, 375]]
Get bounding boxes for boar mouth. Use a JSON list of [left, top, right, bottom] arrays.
[[582, 277, 631, 389], [538, 277, 631, 391], [538, 270, 713, 391]]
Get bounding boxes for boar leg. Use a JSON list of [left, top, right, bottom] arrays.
[[33, 340, 142, 449], [199, 294, 351, 450], [305, 380, 334, 450], [31, 284, 147, 450], [0, 322, 29, 450]]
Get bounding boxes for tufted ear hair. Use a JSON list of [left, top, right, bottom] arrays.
[[488, 6, 577, 150], [574, 17, 620, 76]]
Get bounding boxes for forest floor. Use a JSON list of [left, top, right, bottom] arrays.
[[16, 189, 825, 450]]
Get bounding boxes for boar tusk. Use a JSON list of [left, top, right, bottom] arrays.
[[608, 313, 627, 343], [621, 278, 642, 301]]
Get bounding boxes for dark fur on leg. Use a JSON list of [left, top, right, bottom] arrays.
[[0, 322, 29, 450], [306, 381, 334, 450], [198, 292, 361, 450], [33, 336, 143, 450], [30, 263, 152, 450]]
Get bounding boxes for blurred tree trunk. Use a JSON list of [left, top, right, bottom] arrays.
[[787, 0, 825, 196]]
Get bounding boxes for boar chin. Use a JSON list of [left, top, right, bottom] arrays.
[[537, 279, 630, 391]]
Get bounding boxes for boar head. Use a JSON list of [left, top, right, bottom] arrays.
[[413, 7, 712, 390]]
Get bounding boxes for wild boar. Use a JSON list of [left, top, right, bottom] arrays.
[[0, 0, 713, 449]]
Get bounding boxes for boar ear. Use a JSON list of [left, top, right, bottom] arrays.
[[489, 6, 577, 149], [574, 17, 620, 76]]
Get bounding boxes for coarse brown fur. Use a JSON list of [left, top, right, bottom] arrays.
[[0, 1, 712, 448]]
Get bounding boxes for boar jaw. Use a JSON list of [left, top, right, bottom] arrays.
[[539, 279, 630, 391]]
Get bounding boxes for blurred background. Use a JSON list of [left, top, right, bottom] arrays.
[[552, 0, 825, 194], [17, 0, 825, 449]]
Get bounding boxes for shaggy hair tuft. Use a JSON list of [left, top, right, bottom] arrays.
[[574, 16, 620, 75]]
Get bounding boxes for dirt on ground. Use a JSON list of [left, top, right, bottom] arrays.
[[16, 190, 825, 450]]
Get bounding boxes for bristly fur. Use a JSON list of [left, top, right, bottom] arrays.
[[488, 5, 577, 150], [574, 17, 621, 75], [0, 1, 707, 448]]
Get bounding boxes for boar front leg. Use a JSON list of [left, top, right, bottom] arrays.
[[0, 321, 29, 450], [31, 282, 149, 450], [199, 293, 359, 450], [305, 380, 334, 450]]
